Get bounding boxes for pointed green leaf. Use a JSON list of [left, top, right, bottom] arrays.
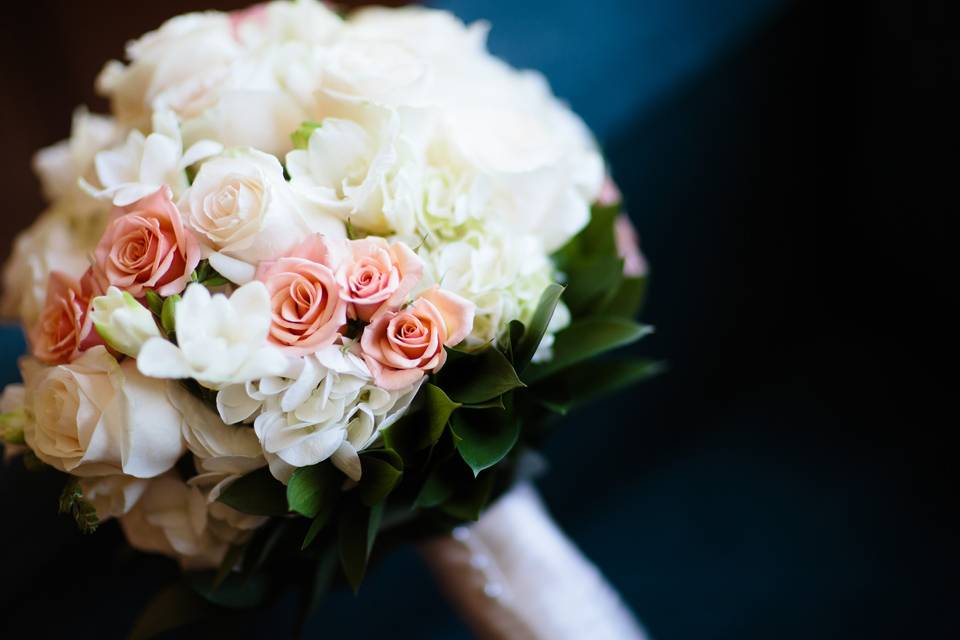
[[440, 347, 524, 404], [423, 383, 460, 445], [600, 276, 648, 319], [301, 502, 334, 551], [513, 283, 565, 372], [414, 466, 456, 508], [532, 358, 665, 413], [218, 467, 288, 516], [338, 502, 384, 592], [357, 450, 403, 506], [287, 463, 337, 518], [440, 470, 496, 522], [526, 318, 653, 382], [451, 407, 520, 476]]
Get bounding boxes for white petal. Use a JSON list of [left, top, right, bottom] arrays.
[[137, 338, 193, 380], [331, 441, 361, 482], [208, 252, 256, 285]]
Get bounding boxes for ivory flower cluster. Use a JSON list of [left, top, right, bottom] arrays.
[[0, 1, 606, 570]]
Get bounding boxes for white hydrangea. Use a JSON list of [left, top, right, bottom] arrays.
[[217, 344, 420, 483]]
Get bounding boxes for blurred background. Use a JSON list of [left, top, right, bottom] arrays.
[[0, 0, 952, 638]]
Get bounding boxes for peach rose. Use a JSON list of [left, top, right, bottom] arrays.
[[337, 238, 424, 321], [255, 234, 348, 355], [30, 269, 103, 364], [93, 187, 201, 298], [614, 214, 647, 278], [360, 286, 475, 390]]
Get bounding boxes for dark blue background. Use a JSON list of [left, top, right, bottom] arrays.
[[1, 1, 951, 638]]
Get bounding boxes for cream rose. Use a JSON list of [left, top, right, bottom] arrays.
[[96, 12, 242, 126], [180, 148, 343, 269], [79, 475, 149, 520], [120, 472, 266, 570], [20, 346, 185, 477]]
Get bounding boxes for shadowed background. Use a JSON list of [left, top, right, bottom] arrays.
[[1, 1, 952, 638]]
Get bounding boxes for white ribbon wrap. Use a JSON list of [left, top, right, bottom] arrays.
[[419, 483, 648, 640]]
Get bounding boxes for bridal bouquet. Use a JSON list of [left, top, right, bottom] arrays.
[[0, 1, 654, 633]]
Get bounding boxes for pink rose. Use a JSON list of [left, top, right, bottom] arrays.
[[598, 175, 622, 206], [337, 238, 424, 321], [360, 286, 475, 390], [255, 234, 348, 355], [30, 269, 103, 365], [93, 188, 201, 298]]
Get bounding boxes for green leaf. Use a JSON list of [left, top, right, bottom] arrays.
[[451, 406, 520, 476], [414, 465, 456, 508], [291, 120, 322, 150], [129, 584, 209, 640], [338, 502, 384, 592], [144, 290, 163, 317], [563, 254, 624, 316], [600, 275, 648, 318], [440, 470, 496, 522], [526, 318, 653, 383], [532, 358, 665, 414], [244, 521, 289, 578], [301, 502, 334, 551], [357, 450, 403, 506], [287, 463, 338, 518], [423, 383, 460, 445], [440, 347, 524, 404], [160, 294, 180, 335], [218, 467, 288, 516], [513, 283, 565, 372]]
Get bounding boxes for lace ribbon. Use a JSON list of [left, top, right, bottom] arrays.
[[419, 484, 649, 640]]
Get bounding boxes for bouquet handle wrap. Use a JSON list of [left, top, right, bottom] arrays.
[[419, 484, 648, 640]]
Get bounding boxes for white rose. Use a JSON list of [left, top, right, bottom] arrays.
[[33, 107, 125, 213], [120, 472, 266, 570], [83, 110, 221, 207], [1, 205, 103, 324], [348, 6, 488, 62], [20, 347, 185, 477], [79, 475, 149, 520], [96, 12, 242, 126], [137, 282, 289, 388], [180, 148, 343, 270], [90, 286, 161, 358], [286, 101, 422, 234], [234, 0, 342, 48], [167, 382, 266, 501]]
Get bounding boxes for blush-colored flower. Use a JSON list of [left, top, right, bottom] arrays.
[[30, 269, 103, 365], [337, 237, 423, 321], [614, 214, 648, 278], [255, 234, 348, 355], [360, 286, 475, 390], [93, 187, 201, 297]]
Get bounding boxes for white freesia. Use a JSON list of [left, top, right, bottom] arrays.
[[20, 347, 185, 477], [120, 472, 266, 570], [79, 475, 149, 520], [0, 205, 103, 324], [167, 382, 266, 502], [217, 344, 420, 482], [180, 147, 343, 269], [82, 110, 222, 206], [97, 12, 242, 126], [90, 286, 161, 357], [137, 282, 288, 388], [33, 107, 125, 213]]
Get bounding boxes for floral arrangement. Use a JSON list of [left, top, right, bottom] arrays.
[[0, 1, 655, 633]]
